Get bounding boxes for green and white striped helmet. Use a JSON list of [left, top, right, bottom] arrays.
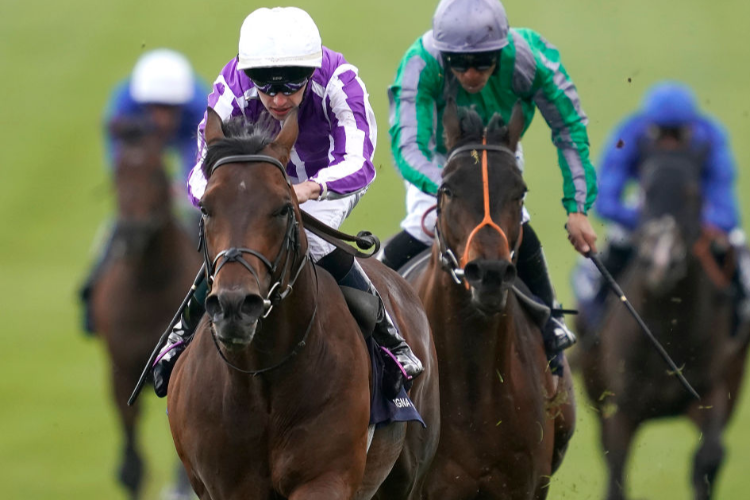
[[432, 0, 510, 53]]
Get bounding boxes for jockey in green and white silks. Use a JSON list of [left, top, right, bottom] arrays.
[[381, 0, 599, 368]]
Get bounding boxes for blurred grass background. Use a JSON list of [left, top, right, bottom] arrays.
[[1, 0, 749, 498]]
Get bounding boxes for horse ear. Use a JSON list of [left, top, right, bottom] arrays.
[[204, 107, 225, 146], [271, 108, 299, 161], [442, 98, 461, 151], [507, 101, 525, 152]]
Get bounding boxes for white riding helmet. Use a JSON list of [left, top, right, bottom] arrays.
[[129, 49, 195, 105], [237, 7, 323, 70], [433, 0, 510, 53]]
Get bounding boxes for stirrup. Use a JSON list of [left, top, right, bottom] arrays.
[[544, 316, 577, 353], [152, 322, 192, 398]]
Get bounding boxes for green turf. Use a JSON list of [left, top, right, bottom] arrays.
[[2, 0, 749, 498]]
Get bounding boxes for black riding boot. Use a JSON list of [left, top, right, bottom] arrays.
[[380, 230, 429, 271], [78, 222, 118, 335], [319, 248, 424, 397], [152, 280, 208, 398], [516, 224, 577, 356]]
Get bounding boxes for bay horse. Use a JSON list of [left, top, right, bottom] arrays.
[[167, 108, 439, 499], [578, 145, 748, 500], [90, 119, 201, 499], [402, 102, 576, 499]]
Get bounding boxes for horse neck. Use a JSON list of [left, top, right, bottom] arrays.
[[633, 253, 727, 360], [124, 216, 187, 286], [421, 253, 517, 387]]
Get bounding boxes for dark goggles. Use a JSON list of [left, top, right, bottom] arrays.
[[243, 66, 314, 96], [443, 51, 499, 73]]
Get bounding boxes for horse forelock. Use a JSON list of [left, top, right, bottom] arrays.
[[201, 115, 279, 179], [442, 109, 517, 180]]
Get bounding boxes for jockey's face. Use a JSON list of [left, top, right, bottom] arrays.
[[257, 84, 307, 121], [451, 65, 496, 94], [146, 104, 182, 137]]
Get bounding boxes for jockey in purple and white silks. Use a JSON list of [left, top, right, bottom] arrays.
[[152, 7, 423, 398]]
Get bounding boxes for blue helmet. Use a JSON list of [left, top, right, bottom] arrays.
[[432, 0, 509, 53], [642, 81, 699, 127]]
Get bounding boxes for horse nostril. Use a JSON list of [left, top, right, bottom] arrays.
[[205, 294, 221, 318], [464, 262, 482, 284], [242, 295, 266, 319], [504, 264, 517, 284]]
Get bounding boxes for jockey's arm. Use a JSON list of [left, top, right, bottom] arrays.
[[702, 121, 740, 234], [595, 118, 642, 231], [308, 66, 376, 198], [388, 39, 443, 196], [525, 32, 597, 253]]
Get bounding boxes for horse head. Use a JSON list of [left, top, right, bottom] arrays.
[[199, 107, 306, 346], [436, 100, 527, 314], [636, 144, 704, 294], [110, 118, 171, 253]]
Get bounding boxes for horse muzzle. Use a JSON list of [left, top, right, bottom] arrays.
[[205, 289, 267, 346], [464, 259, 517, 314]]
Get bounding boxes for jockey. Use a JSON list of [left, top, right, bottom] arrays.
[[151, 7, 423, 398], [590, 81, 750, 326], [78, 49, 208, 335], [381, 0, 598, 362]]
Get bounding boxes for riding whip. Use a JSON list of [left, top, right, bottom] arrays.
[[127, 264, 206, 406], [587, 252, 701, 400]]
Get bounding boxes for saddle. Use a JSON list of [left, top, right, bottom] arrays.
[[339, 285, 425, 429]]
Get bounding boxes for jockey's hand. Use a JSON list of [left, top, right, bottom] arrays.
[[293, 181, 322, 204], [566, 212, 598, 255]]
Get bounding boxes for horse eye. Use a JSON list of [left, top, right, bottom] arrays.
[[276, 204, 293, 217], [440, 186, 454, 199], [199, 204, 210, 217]]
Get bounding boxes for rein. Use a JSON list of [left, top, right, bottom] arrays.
[[434, 139, 522, 287]]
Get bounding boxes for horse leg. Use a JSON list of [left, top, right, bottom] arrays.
[[111, 368, 144, 499], [551, 356, 576, 475], [688, 389, 728, 500], [601, 411, 639, 500]]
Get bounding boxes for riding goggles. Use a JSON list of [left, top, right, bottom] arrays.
[[244, 66, 314, 96], [443, 51, 500, 73]]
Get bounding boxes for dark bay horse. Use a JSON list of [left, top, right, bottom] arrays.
[[167, 108, 439, 499], [578, 146, 748, 500], [90, 120, 201, 498], [402, 102, 575, 499]]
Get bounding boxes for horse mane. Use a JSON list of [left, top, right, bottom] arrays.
[[201, 114, 278, 179], [444, 107, 515, 178]]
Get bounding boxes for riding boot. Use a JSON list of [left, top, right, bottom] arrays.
[[339, 260, 424, 397], [152, 280, 208, 398], [78, 222, 118, 336], [516, 224, 577, 358], [380, 230, 429, 271]]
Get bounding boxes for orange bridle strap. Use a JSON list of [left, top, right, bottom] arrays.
[[459, 136, 510, 270]]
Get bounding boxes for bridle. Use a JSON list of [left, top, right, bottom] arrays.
[[200, 154, 309, 317], [434, 138, 523, 287], [199, 153, 317, 375]]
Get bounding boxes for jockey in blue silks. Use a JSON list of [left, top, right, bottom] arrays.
[[574, 81, 750, 330], [79, 49, 209, 335], [104, 49, 209, 183]]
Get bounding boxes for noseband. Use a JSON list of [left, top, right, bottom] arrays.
[[199, 154, 309, 318], [435, 139, 522, 287]]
